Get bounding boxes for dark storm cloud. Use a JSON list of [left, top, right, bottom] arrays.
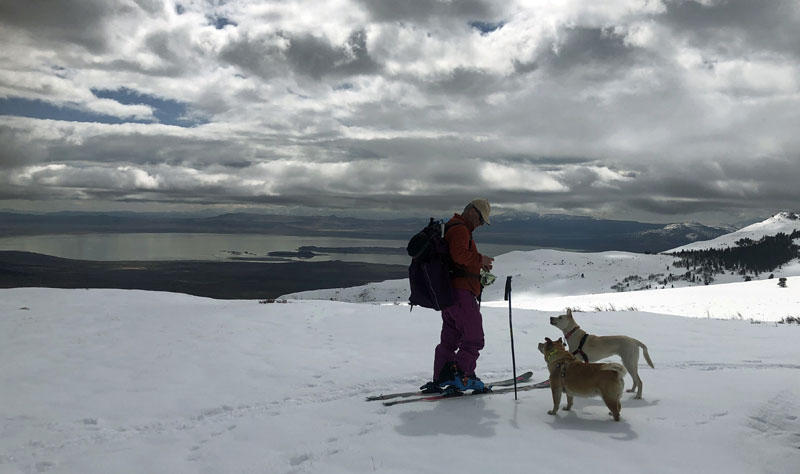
[[0, 125, 47, 168], [220, 29, 380, 81], [512, 58, 539, 75], [145, 30, 189, 66], [500, 155, 594, 167], [355, 0, 497, 23], [42, 132, 256, 169], [607, 156, 800, 217], [625, 194, 757, 217], [541, 27, 639, 74], [285, 29, 381, 79], [422, 67, 500, 96], [217, 33, 290, 80], [661, 0, 800, 58], [0, 0, 116, 52]]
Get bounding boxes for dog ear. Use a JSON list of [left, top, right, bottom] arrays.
[[557, 337, 564, 344], [566, 308, 572, 316], [545, 337, 552, 343]]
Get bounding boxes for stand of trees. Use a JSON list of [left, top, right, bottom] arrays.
[[670, 231, 800, 280]]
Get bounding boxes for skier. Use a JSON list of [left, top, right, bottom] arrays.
[[421, 198, 494, 393]]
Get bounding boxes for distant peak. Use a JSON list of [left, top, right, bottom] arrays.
[[774, 211, 800, 220]]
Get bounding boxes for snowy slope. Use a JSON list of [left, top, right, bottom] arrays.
[[284, 214, 800, 319], [669, 212, 800, 252], [285, 251, 800, 320], [3, 213, 800, 473], [1, 288, 799, 474], [284, 250, 682, 304]]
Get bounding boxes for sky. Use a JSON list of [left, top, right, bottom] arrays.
[[1, 0, 799, 225]]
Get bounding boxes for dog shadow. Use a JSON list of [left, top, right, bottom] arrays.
[[547, 399, 642, 441], [576, 396, 660, 410], [545, 408, 639, 441], [623, 397, 660, 408], [393, 398, 500, 438]]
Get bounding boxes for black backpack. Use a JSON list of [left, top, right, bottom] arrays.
[[406, 218, 471, 310]]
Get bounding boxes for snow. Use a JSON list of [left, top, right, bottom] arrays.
[[2, 213, 800, 473], [287, 249, 800, 321], [669, 212, 800, 252], [2, 285, 800, 473]]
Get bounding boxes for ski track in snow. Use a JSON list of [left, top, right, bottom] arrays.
[[747, 391, 800, 450], [4, 358, 800, 472]]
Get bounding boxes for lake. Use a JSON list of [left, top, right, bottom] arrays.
[[0, 233, 536, 265]]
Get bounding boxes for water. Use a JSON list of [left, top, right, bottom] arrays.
[[0, 233, 535, 265]]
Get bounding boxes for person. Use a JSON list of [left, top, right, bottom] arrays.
[[421, 198, 494, 393]]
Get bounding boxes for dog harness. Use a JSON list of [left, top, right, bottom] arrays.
[[572, 334, 590, 362], [564, 325, 590, 362]]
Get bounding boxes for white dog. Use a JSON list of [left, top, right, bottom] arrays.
[[550, 308, 654, 399]]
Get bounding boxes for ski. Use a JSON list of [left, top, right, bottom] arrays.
[[382, 378, 551, 406], [365, 370, 534, 402]]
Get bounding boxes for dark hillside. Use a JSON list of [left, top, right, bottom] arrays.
[[0, 251, 408, 299]]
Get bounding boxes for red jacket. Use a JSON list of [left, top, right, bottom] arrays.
[[444, 213, 483, 297]]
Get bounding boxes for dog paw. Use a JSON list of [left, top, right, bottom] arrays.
[[547, 410, 557, 415], [562, 406, 571, 411]]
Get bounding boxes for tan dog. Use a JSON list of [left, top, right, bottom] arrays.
[[550, 308, 654, 399], [538, 337, 626, 421]]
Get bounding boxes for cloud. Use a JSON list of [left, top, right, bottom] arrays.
[[661, 0, 800, 59], [355, 0, 498, 23], [0, 0, 118, 53], [285, 29, 381, 79], [0, 0, 798, 224]]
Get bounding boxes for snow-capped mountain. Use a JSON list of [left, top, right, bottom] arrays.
[[484, 212, 730, 252], [638, 221, 735, 246], [284, 213, 800, 318], [668, 212, 800, 252]]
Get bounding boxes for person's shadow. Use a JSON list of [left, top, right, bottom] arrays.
[[393, 397, 500, 438]]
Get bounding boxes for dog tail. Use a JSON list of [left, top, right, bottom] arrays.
[[600, 362, 627, 378], [637, 340, 655, 368], [601, 363, 627, 397]]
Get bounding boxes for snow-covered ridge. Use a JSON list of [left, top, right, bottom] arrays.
[[284, 213, 800, 320], [669, 212, 800, 252]]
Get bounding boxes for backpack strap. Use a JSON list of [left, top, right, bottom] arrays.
[[444, 221, 481, 280]]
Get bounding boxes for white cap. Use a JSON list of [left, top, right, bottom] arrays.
[[470, 198, 491, 225]]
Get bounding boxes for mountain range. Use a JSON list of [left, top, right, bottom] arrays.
[[0, 210, 737, 253], [285, 212, 800, 308]]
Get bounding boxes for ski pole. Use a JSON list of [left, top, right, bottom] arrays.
[[504, 276, 518, 400]]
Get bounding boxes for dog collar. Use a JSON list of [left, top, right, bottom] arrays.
[[565, 325, 580, 339], [545, 348, 559, 362]]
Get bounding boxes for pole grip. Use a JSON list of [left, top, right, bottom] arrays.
[[504, 276, 512, 301]]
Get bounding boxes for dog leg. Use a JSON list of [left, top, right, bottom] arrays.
[[548, 384, 562, 416], [602, 393, 621, 421], [563, 393, 573, 411], [626, 365, 643, 399], [622, 351, 644, 399]]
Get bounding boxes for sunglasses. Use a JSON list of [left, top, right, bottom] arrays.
[[475, 208, 486, 225]]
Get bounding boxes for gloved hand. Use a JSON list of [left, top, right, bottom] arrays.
[[480, 269, 496, 287]]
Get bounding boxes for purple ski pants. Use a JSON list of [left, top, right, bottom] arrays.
[[433, 288, 485, 380]]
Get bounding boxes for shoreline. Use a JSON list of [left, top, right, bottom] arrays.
[[0, 251, 408, 300]]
